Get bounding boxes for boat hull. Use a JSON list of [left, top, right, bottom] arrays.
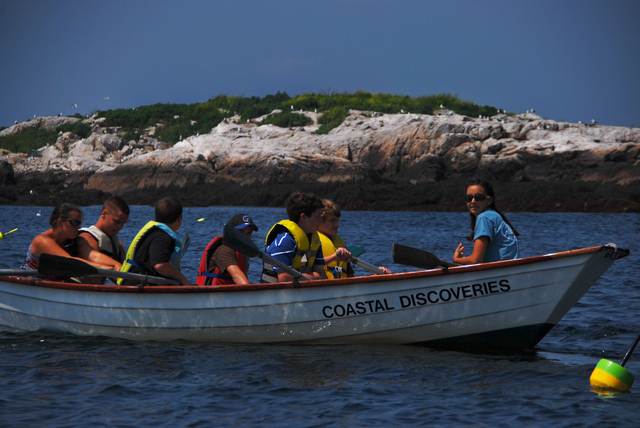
[[0, 245, 627, 349]]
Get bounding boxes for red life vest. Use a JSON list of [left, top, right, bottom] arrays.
[[196, 236, 248, 286]]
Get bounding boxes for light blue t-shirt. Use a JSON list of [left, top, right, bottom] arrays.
[[473, 209, 519, 262]]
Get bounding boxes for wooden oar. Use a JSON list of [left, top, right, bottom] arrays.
[[621, 334, 640, 366], [0, 269, 39, 277], [351, 257, 386, 274], [223, 223, 303, 282], [38, 254, 179, 285], [392, 243, 452, 269]]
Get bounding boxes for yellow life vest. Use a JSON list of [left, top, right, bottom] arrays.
[[118, 220, 182, 285], [318, 232, 350, 279], [261, 219, 321, 282]]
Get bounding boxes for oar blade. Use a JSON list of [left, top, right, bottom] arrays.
[[392, 243, 452, 269], [223, 223, 261, 258], [38, 254, 99, 277], [349, 245, 365, 258]]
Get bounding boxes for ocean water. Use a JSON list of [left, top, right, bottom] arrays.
[[0, 205, 638, 426]]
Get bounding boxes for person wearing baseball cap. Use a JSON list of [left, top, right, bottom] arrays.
[[196, 213, 258, 285]]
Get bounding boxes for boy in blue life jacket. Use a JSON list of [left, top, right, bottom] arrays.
[[262, 192, 346, 283]]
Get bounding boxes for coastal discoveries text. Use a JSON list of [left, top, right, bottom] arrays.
[[321, 279, 511, 319]]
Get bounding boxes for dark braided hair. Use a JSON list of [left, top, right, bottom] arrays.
[[466, 179, 519, 241]]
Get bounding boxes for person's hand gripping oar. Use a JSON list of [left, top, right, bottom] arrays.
[[0, 228, 18, 240]]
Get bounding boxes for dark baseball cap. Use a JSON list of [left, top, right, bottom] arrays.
[[227, 213, 258, 231]]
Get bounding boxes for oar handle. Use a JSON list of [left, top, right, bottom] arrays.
[[620, 334, 640, 366], [352, 257, 384, 274], [98, 269, 180, 285]]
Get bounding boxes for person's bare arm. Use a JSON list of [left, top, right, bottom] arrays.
[[453, 237, 489, 264], [76, 235, 121, 270], [77, 233, 99, 256], [226, 264, 250, 285], [86, 250, 121, 270], [153, 262, 190, 285], [31, 235, 115, 270], [276, 271, 319, 282]]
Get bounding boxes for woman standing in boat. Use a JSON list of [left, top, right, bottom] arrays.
[[24, 203, 120, 271], [452, 180, 520, 264]]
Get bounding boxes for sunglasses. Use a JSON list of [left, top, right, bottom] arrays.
[[66, 218, 82, 228], [109, 216, 127, 226], [465, 193, 488, 203]]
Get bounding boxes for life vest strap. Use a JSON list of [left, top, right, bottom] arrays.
[[126, 258, 145, 270], [198, 271, 232, 280]]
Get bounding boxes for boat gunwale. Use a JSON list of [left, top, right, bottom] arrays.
[[0, 244, 619, 294]]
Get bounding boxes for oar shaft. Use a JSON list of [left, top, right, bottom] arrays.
[[620, 334, 640, 366], [261, 253, 303, 280], [352, 257, 384, 274], [94, 267, 179, 285], [0, 269, 38, 277]]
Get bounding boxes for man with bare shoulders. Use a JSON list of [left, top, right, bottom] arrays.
[[24, 203, 119, 273], [77, 196, 129, 282]]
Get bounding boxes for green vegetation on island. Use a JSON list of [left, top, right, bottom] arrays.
[[1, 92, 499, 153], [0, 122, 92, 154]]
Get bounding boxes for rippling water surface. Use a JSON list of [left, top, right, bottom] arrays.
[[0, 206, 638, 426]]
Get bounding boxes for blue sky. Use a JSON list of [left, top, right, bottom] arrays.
[[1, 0, 638, 127]]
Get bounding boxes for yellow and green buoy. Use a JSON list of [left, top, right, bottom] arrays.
[[590, 334, 639, 393]]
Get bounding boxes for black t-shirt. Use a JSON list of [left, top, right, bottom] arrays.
[[131, 229, 175, 276]]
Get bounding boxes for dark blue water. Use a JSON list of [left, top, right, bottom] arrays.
[[0, 206, 638, 426]]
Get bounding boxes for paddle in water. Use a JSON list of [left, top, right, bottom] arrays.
[[38, 254, 179, 285], [0, 228, 18, 240], [590, 333, 639, 392]]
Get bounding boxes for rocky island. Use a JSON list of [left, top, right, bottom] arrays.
[[1, 103, 638, 212]]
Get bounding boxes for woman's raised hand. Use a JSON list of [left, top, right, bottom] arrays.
[[453, 242, 465, 263]]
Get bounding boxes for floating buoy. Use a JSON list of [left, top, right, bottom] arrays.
[[0, 228, 18, 240], [590, 359, 634, 392], [196, 217, 207, 223], [590, 334, 639, 393]]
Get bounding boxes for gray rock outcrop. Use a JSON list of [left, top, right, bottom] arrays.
[[1, 111, 639, 211]]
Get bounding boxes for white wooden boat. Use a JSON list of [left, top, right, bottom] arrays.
[[0, 244, 628, 349]]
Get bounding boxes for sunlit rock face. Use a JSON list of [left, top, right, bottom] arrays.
[[2, 111, 639, 211]]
